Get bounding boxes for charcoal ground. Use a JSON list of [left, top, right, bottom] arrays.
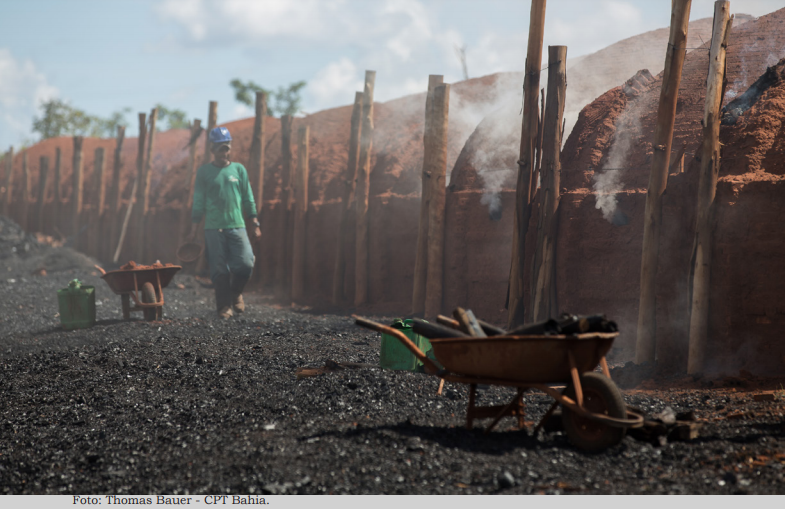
[[1, 219, 784, 495]]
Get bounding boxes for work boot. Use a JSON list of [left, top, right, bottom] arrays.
[[232, 294, 245, 314], [218, 306, 234, 320]]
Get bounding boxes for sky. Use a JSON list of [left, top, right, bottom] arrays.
[[1, 0, 783, 149]]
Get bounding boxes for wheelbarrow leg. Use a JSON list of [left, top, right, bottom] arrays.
[[567, 349, 584, 407], [121, 294, 130, 320], [484, 388, 525, 433]]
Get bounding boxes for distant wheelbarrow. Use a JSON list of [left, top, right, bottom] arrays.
[[99, 265, 181, 321], [354, 316, 643, 453]]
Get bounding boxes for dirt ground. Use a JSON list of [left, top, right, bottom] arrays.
[[0, 217, 784, 495]]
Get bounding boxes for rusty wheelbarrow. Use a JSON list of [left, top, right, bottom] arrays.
[[354, 316, 643, 453], [99, 265, 181, 321]]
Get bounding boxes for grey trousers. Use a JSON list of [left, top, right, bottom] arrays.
[[204, 228, 255, 310]]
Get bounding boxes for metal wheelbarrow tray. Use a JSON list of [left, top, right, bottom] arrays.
[[355, 316, 643, 453], [101, 265, 181, 321]]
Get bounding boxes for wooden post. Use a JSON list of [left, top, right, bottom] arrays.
[[19, 151, 29, 231], [276, 115, 294, 302], [88, 147, 106, 258], [35, 156, 50, 233], [508, 0, 546, 328], [179, 119, 202, 244], [636, 0, 692, 364], [531, 46, 568, 322], [291, 126, 309, 302], [249, 91, 267, 208], [2, 146, 13, 217], [71, 136, 84, 248], [412, 75, 444, 316], [108, 126, 126, 261], [52, 148, 61, 237], [354, 70, 376, 307], [115, 113, 146, 263], [136, 108, 157, 262], [332, 91, 364, 305], [424, 83, 450, 318], [195, 101, 218, 273], [688, 1, 732, 374]]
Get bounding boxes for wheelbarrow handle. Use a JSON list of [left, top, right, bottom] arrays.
[[352, 315, 441, 375]]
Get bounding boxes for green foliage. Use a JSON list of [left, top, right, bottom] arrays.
[[230, 79, 307, 117], [155, 104, 190, 131], [32, 99, 131, 139]]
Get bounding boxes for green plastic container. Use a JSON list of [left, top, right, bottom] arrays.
[[380, 319, 440, 372], [57, 279, 96, 330]]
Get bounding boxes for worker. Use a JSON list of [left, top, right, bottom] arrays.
[[187, 126, 261, 319]]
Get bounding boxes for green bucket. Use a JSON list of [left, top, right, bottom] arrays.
[[380, 319, 440, 372], [57, 279, 96, 330]]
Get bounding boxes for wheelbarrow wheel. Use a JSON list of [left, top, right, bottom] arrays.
[[141, 282, 158, 322], [562, 372, 626, 453]]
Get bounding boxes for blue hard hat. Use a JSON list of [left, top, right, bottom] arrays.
[[209, 126, 232, 144]]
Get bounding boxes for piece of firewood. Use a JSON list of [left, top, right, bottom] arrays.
[[453, 307, 486, 337]]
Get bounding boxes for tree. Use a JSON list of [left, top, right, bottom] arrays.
[[155, 104, 190, 131], [230, 79, 307, 117], [32, 99, 131, 139]]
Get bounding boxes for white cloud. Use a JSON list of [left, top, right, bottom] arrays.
[[307, 58, 361, 107], [0, 48, 58, 147]]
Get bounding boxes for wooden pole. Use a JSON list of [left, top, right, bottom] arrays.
[[71, 136, 84, 248], [249, 91, 267, 208], [354, 70, 376, 307], [412, 75, 444, 316], [531, 88, 545, 203], [2, 146, 13, 217], [35, 156, 50, 233], [88, 147, 106, 258], [179, 119, 202, 244], [115, 112, 146, 263], [52, 148, 61, 237], [291, 126, 309, 302], [136, 108, 157, 262], [332, 91, 364, 305], [531, 46, 568, 322], [276, 115, 294, 302], [688, 1, 732, 374], [195, 101, 218, 273], [19, 151, 29, 231], [108, 126, 125, 261], [636, 0, 692, 364], [424, 83, 450, 318], [507, 0, 546, 328]]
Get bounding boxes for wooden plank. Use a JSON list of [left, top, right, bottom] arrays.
[[531, 46, 567, 322], [636, 0, 692, 363], [508, 0, 546, 328], [412, 74, 444, 316], [354, 70, 376, 307], [291, 126, 309, 301], [332, 91, 364, 305], [688, 1, 732, 374]]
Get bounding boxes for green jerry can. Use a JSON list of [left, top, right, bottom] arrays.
[[57, 279, 96, 330], [380, 319, 440, 372]]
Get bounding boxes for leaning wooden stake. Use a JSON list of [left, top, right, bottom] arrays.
[[424, 83, 450, 318], [19, 151, 30, 231], [87, 147, 106, 258], [412, 74, 444, 316], [507, 0, 546, 328], [354, 70, 376, 307], [531, 46, 568, 322], [136, 108, 157, 263], [35, 156, 50, 233], [688, 1, 732, 374], [636, 0, 692, 364], [52, 148, 62, 237], [71, 137, 85, 248], [114, 113, 147, 263], [332, 91, 364, 305], [276, 115, 294, 302], [2, 146, 14, 217], [107, 127, 125, 261], [291, 126, 310, 302], [179, 119, 202, 245]]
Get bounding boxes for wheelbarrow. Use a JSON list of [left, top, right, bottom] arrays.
[[354, 316, 643, 453], [98, 265, 181, 321]]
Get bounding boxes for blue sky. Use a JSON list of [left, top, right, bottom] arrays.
[[1, 0, 782, 149]]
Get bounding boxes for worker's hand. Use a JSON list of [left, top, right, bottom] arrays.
[[186, 224, 198, 242], [252, 225, 262, 241]]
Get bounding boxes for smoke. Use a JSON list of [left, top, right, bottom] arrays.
[[592, 96, 644, 224]]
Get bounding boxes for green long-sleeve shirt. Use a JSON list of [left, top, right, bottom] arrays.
[[191, 161, 257, 229]]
